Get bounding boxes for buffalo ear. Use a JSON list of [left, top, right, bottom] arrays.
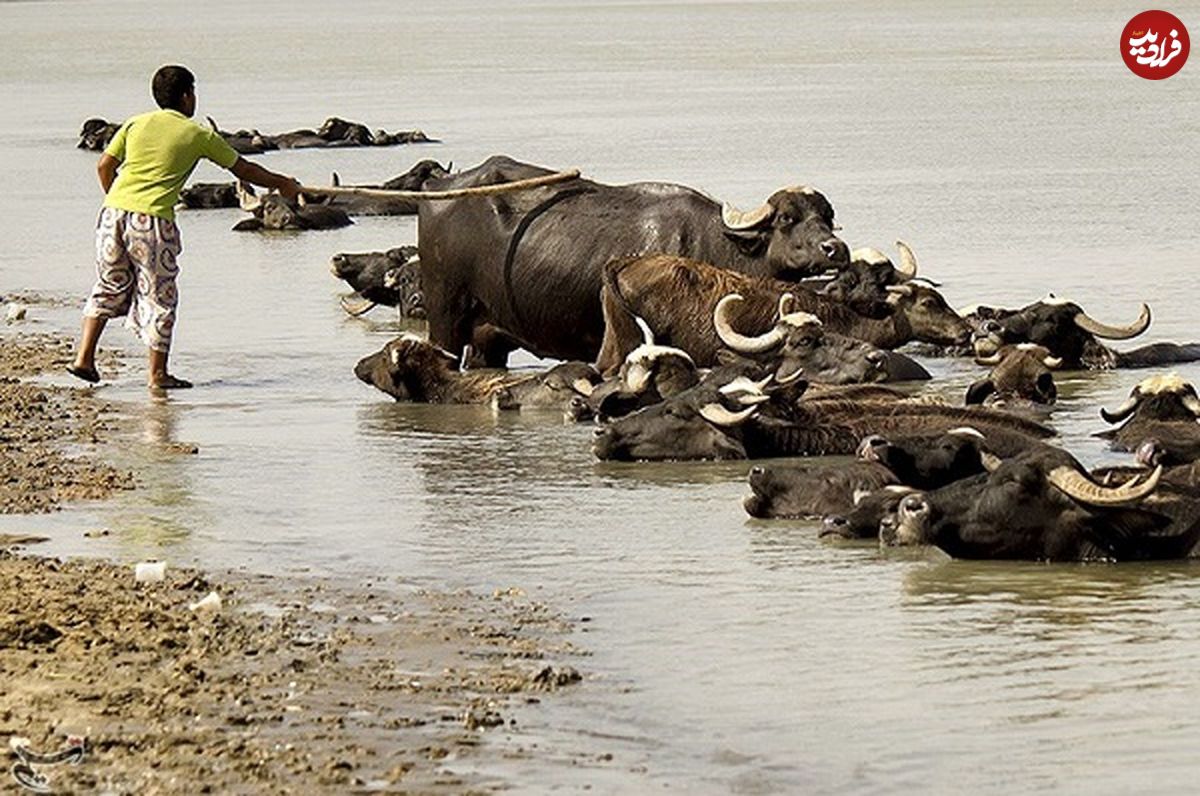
[[964, 379, 996, 405], [671, 263, 701, 288], [723, 229, 769, 258], [1035, 372, 1057, 402]]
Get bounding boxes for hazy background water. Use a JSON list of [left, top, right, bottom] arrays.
[[2, 1, 1200, 792]]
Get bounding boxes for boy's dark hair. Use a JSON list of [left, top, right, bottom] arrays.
[[152, 65, 195, 111]]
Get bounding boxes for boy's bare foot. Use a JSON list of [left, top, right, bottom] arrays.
[[148, 375, 193, 390], [67, 365, 101, 384]]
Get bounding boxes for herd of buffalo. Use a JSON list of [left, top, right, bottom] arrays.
[[78, 117, 1200, 564]]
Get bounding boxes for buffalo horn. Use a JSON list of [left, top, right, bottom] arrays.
[[894, 240, 918, 280], [635, 315, 656, 347], [721, 201, 774, 230], [236, 181, 262, 213], [1048, 464, 1162, 506], [974, 352, 1004, 366], [339, 295, 377, 317], [205, 115, 220, 133], [1044, 355, 1063, 369], [699, 402, 759, 427], [714, 294, 783, 353], [980, 451, 1003, 472], [571, 378, 595, 397], [1099, 393, 1141, 424], [624, 361, 652, 394], [1073, 303, 1151, 340], [851, 247, 889, 265], [1183, 391, 1200, 418]]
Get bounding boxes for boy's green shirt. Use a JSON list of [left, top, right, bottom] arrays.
[[103, 109, 240, 222]]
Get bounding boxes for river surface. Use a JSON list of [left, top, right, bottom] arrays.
[[3, 1, 1200, 792]]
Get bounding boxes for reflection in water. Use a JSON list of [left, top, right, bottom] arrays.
[[102, 396, 203, 552]]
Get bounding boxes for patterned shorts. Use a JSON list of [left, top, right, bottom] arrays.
[[84, 208, 182, 352]]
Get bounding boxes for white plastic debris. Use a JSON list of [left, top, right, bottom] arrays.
[[188, 591, 222, 615], [134, 561, 166, 583], [5, 303, 28, 323]]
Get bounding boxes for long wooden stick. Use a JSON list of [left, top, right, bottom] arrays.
[[300, 169, 581, 201]]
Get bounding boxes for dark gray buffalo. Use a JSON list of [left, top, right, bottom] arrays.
[[746, 426, 1042, 522], [417, 155, 852, 365], [972, 295, 1200, 369], [330, 246, 425, 319], [233, 183, 352, 232], [880, 447, 1200, 561], [1096, 373, 1200, 462], [355, 335, 601, 411], [592, 371, 1053, 462], [77, 118, 121, 151], [178, 182, 239, 209]]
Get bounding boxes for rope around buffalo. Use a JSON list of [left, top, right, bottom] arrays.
[[299, 169, 582, 201]]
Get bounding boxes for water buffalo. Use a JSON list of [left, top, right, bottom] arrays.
[[330, 246, 425, 319], [205, 116, 436, 152], [1096, 373, 1200, 455], [748, 426, 1040, 522], [595, 254, 967, 375], [966, 344, 1061, 408], [820, 485, 918, 539], [971, 295, 1200, 369], [570, 318, 701, 422], [233, 182, 352, 231], [77, 118, 121, 151], [880, 447, 1200, 561], [417, 155, 852, 365], [592, 370, 1054, 462], [354, 334, 600, 410], [743, 461, 899, 520], [178, 182, 239, 209], [711, 294, 893, 384], [818, 242, 920, 318]]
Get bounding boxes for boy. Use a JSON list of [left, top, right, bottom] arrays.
[[70, 64, 302, 389]]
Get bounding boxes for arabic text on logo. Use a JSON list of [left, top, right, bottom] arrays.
[[1122, 10, 1189, 80]]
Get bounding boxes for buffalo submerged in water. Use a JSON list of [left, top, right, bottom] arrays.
[[416, 155, 852, 366]]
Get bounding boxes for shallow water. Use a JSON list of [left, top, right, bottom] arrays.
[[3, 0, 1200, 792]]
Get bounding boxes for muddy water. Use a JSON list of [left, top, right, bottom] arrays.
[[3, 0, 1200, 792]]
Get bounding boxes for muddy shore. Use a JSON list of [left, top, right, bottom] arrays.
[[0, 324, 585, 793]]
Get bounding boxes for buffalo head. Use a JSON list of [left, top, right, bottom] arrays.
[[884, 449, 1167, 560], [967, 343, 1062, 407], [821, 241, 920, 318], [856, 427, 997, 489], [591, 368, 772, 461], [714, 293, 888, 384], [354, 334, 458, 401], [236, 182, 352, 231], [721, 186, 848, 278], [973, 295, 1151, 368], [1101, 373, 1200, 425]]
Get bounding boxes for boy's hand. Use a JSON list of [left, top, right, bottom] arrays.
[[278, 178, 303, 201]]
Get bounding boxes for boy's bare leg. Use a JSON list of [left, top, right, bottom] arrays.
[[68, 316, 107, 382], [148, 348, 192, 390]]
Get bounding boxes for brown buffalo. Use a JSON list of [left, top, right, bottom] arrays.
[[966, 343, 1062, 407], [596, 254, 967, 374]]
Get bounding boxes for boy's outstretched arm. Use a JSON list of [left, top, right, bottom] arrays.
[[230, 157, 302, 200], [97, 154, 119, 193]]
